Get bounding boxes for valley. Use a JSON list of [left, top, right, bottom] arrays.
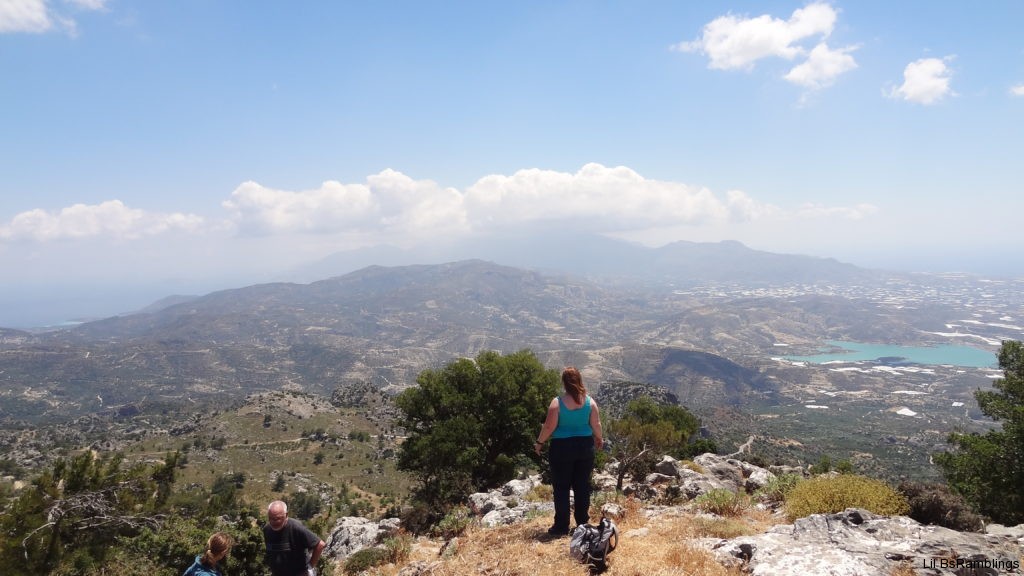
[[1, 248, 1022, 492]]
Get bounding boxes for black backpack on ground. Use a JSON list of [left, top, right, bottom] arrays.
[[568, 516, 619, 574]]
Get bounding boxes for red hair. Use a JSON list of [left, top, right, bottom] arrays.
[[561, 367, 586, 404]]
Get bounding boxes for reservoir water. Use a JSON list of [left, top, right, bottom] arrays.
[[783, 340, 998, 369]]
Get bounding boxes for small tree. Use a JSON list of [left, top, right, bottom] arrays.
[[396, 349, 558, 515], [936, 340, 1024, 524], [607, 396, 711, 490], [0, 452, 162, 574], [289, 491, 323, 520]]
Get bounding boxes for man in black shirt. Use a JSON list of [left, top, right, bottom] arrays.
[[263, 500, 327, 576]]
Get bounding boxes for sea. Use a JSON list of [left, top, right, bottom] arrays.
[[783, 340, 998, 369]]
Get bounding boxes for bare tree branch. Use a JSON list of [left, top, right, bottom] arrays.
[[21, 479, 163, 562]]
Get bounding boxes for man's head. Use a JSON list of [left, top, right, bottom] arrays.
[[267, 500, 288, 531]]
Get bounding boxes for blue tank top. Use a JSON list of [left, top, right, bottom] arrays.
[[551, 395, 593, 439]]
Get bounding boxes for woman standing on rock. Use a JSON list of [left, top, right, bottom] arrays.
[[534, 366, 604, 536]]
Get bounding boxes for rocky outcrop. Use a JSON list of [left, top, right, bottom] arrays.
[[591, 380, 680, 420], [458, 457, 1022, 576], [693, 453, 777, 493], [466, 475, 558, 527], [324, 516, 401, 561], [711, 508, 1023, 575], [649, 454, 776, 499]]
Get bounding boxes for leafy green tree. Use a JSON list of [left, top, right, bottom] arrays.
[[809, 455, 832, 475], [936, 340, 1024, 524], [0, 452, 161, 575], [396, 349, 558, 513], [607, 396, 711, 490], [348, 430, 370, 442], [112, 510, 267, 576], [207, 472, 246, 515], [151, 451, 181, 507], [289, 491, 323, 521]]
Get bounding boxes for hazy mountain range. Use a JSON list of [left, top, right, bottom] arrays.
[[2, 236, 1017, 480], [2, 234, 894, 330], [288, 233, 886, 287]]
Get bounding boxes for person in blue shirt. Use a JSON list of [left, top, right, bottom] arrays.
[[534, 366, 604, 537], [182, 532, 233, 576]]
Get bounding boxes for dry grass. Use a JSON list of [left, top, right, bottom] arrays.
[[888, 562, 917, 576], [357, 501, 757, 576]]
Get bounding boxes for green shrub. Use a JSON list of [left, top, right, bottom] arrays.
[[681, 438, 718, 459], [125, 512, 267, 576], [754, 473, 802, 505], [526, 484, 553, 502], [809, 455, 832, 475], [740, 453, 769, 468], [897, 481, 984, 532], [343, 547, 391, 575], [784, 475, 909, 521], [431, 505, 473, 539], [289, 491, 322, 520], [400, 501, 443, 535], [383, 534, 413, 564], [693, 489, 746, 516]]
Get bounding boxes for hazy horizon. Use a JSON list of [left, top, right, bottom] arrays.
[[3, 1, 1022, 327], [1, 235, 1021, 330]]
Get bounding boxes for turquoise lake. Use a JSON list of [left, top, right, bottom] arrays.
[[782, 340, 998, 369]]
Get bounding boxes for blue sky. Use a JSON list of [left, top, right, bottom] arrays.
[[1, 1, 1023, 326]]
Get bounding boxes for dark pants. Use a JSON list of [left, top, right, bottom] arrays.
[[549, 435, 595, 531]]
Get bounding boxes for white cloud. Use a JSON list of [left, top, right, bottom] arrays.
[[222, 164, 863, 243], [724, 189, 781, 221], [0, 0, 50, 33], [0, 0, 106, 34], [222, 170, 468, 242], [4, 165, 875, 248], [675, 2, 839, 71], [1011, 84, 1024, 97], [887, 57, 954, 104], [784, 43, 858, 89], [464, 163, 745, 231], [0, 201, 204, 241]]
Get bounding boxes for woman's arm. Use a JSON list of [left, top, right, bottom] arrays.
[[534, 397, 560, 455], [590, 400, 603, 450]]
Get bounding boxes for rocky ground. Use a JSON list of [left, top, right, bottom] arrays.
[[319, 454, 1023, 576]]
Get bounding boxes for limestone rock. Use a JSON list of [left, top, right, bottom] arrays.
[[468, 491, 508, 515], [501, 478, 535, 498], [480, 502, 553, 527], [601, 502, 625, 520], [712, 508, 1024, 575], [593, 471, 618, 491], [324, 516, 400, 561], [693, 453, 776, 494]]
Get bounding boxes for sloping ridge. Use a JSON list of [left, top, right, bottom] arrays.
[[64, 260, 608, 344], [295, 235, 883, 288], [648, 348, 770, 407]]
